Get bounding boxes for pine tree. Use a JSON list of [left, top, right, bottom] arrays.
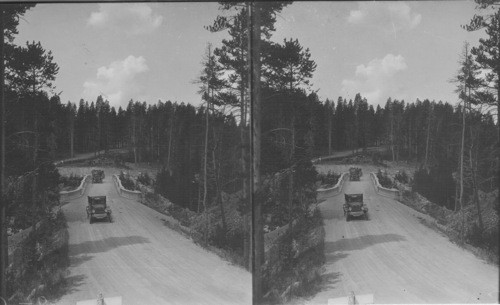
[[451, 42, 484, 215], [264, 38, 317, 92], [1, 4, 36, 298], [6, 41, 59, 96], [196, 43, 226, 244], [464, 3, 499, 137]]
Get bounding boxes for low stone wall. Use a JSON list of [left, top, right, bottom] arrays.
[[370, 172, 401, 201], [59, 175, 90, 201], [113, 174, 143, 201], [316, 172, 348, 201]]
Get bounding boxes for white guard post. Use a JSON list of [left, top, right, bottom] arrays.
[[76, 294, 122, 305], [328, 292, 374, 305]]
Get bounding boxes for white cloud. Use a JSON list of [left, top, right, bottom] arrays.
[[83, 55, 149, 108], [88, 3, 163, 34], [348, 2, 421, 32], [341, 54, 407, 106], [348, 8, 367, 24]]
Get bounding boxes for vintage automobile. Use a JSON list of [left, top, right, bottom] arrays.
[[91, 169, 105, 183], [87, 196, 112, 224], [349, 167, 362, 181], [343, 193, 368, 221]]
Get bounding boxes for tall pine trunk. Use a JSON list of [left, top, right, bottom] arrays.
[[289, 114, 295, 226], [469, 108, 483, 232], [203, 99, 210, 245], [459, 102, 465, 211], [250, 2, 263, 301], [32, 114, 39, 219], [243, 3, 252, 272], [459, 47, 469, 215], [0, 8, 7, 299], [458, 46, 469, 239], [241, 83, 250, 269], [212, 128, 227, 236]]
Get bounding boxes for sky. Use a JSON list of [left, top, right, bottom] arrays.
[[14, 1, 487, 110]]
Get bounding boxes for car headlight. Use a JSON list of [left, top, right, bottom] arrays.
[[92, 209, 95, 213], [348, 207, 352, 211]]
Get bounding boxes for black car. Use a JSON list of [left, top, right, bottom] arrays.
[[87, 196, 112, 223], [343, 193, 368, 221]]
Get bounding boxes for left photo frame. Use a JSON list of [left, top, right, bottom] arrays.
[[0, 3, 252, 304]]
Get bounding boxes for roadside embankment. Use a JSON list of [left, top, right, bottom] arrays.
[[7, 210, 70, 304]]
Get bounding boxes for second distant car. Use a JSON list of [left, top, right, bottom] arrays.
[[91, 169, 105, 183], [349, 167, 362, 181]]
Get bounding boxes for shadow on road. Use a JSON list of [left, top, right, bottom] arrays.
[[324, 250, 349, 263], [70, 254, 94, 268], [69, 235, 150, 256], [325, 233, 406, 254], [318, 271, 342, 292], [300, 271, 342, 303]]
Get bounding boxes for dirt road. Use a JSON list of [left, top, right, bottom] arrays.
[[57, 170, 251, 305], [304, 173, 498, 304]]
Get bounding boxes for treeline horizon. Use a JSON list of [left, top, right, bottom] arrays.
[[45, 92, 497, 160]]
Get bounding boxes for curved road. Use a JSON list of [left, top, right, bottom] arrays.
[[305, 173, 498, 304], [58, 170, 251, 305]]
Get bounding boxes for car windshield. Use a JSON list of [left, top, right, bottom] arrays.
[[346, 195, 362, 203], [92, 203, 106, 209]]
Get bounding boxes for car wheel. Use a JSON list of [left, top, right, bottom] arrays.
[[108, 215, 112, 223], [346, 215, 350, 222], [90, 217, 93, 224]]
